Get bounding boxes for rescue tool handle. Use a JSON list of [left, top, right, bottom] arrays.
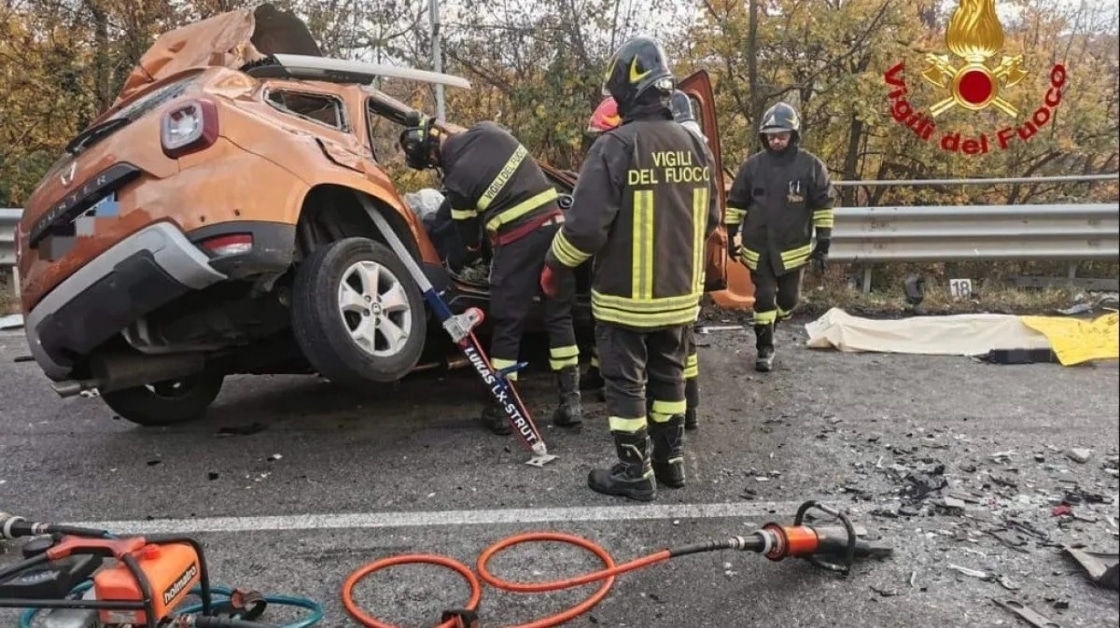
[[793, 500, 857, 575], [46, 535, 146, 560]]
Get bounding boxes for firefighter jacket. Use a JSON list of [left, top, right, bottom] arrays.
[[725, 148, 835, 274], [549, 110, 721, 330], [440, 121, 559, 249]]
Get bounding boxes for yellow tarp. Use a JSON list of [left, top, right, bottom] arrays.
[[1019, 312, 1120, 366]]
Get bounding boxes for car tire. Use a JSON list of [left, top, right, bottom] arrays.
[[101, 372, 225, 427], [291, 237, 426, 385]]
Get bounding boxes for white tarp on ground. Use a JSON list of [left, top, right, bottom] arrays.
[[804, 307, 1052, 356]]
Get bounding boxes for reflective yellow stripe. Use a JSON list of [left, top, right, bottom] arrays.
[[777, 306, 795, 321], [485, 188, 558, 232], [632, 190, 654, 300], [754, 309, 777, 325], [684, 352, 698, 379], [652, 399, 687, 416], [592, 290, 700, 311], [451, 208, 476, 220], [692, 186, 708, 295], [478, 145, 528, 211], [780, 244, 812, 268], [725, 206, 746, 225], [591, 295, 700, 328], [551, 231, 591, 267], [813, 208, 834, 229], [492, 357, 519, 381], [589, 350, 600, 368], [548, 345, 580, 370], [608, 416, 647, 433]]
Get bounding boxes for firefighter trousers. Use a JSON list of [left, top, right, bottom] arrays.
[[748, 252, 804, 330], [595, 322, 689, 437], [590, 326, 699, 410], [487, 222, 579, 379]]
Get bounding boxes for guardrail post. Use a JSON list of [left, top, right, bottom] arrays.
[[11, 266, 19, 300], [862, 267, 873, 293]]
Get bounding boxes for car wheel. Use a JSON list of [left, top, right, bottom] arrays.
[[291, 237, 426, 385], [100, 372, 225, 427]]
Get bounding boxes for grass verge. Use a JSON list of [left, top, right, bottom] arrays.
[[701, 262, 1116, 325], [0, 275, 16, 315]]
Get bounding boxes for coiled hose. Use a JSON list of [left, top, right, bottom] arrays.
[[19, 581, 323, 628], [341, 531, 739, 628]]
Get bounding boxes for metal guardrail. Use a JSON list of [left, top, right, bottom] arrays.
[[2, 196, 1117, 280], [0, 208, 19, 268], [830, 203, 1120, 263]]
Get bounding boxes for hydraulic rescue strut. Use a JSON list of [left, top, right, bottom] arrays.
[[0, 512, 323, 628], [359, 196, 559, 467], [341, 500, 893, 628]]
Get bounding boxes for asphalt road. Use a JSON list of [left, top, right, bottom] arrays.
[[1, 314, 1118, 628]]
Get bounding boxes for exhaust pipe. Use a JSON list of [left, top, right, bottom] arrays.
[[52, 352, 208, 398]]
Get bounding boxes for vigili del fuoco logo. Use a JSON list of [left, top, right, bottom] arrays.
[[883, 0, 1067, 155]]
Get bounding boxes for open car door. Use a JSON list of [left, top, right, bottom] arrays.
[[677, 70, 729, 294], [679, 70, 756, 309]]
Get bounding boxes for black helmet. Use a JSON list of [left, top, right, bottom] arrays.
[[601, 36, 675, 114], [669, 90, 696, 125], [399, 111, 442, 170], [758, 102, 801, 148]]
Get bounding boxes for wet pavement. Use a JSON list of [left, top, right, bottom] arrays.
[[1, 313, 1117, 627]]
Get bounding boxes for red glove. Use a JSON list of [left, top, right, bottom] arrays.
[[540, 262, 576, 300], [540, 265, 559, 298]]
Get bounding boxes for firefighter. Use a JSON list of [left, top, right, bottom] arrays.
[[725, 102, 835, 372], [540, 37, 721, 501], [399, 116, 583, 433], [583, 90, 705, 432]]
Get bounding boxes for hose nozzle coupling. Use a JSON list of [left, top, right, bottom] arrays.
[[1, 512, 32, 540]]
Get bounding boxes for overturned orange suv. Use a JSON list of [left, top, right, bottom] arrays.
[[14, 4, 729, 426]]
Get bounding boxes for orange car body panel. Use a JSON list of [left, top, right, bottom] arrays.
[[16, 5, 738, 322]]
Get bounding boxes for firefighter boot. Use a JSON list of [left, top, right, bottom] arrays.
[[684, 377, 700, 431], [587, 429, 656, 501], [479, 399, 512, 435], [581, 365, 606, 402], [649, 415, 686, 488], [755, 323, 776, 372], [551, 366, 583, 428]]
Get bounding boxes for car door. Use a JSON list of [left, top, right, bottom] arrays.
[[677, 70, 729, 293]]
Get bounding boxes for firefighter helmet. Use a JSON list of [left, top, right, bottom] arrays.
[[601, 36, 675, 113], [399, 112, 443, 170], [757, 102, 801, 148], [668, 90, 696, 125], [587, 97, 621, 134], [669, 90, 703, 137]]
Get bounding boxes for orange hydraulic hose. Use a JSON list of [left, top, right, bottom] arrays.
[[341, 554, 481, 628], [340, 531, 673, 628]]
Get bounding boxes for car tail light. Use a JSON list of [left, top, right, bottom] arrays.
[[161, 99, 219, 159], [199, 233, 252, 257]]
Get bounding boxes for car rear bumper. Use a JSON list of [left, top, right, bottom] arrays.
[[25, 222, 229, 381]]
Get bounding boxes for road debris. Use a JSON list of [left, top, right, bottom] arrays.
[[1063, 545, 1120, 591], [992, 598, 1062, 628], [217, 422, 267, 436], [899, 463, 948, 502], [949, 564, 990, 580], [1066, 448, 1092, 464]]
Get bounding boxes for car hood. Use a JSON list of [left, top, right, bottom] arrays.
[[113, 3, 322, 107]]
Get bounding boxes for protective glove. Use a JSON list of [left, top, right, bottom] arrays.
[[810, 237, 830, 273], [729, 244, 742, 263], [447, 243, 482, 274], [726, 224, 741, 262], [540, 251, 576, 301]]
